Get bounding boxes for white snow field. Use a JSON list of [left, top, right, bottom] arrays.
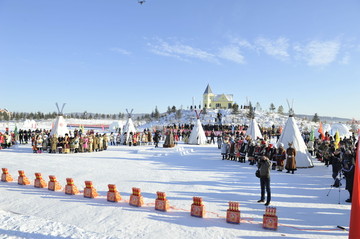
[[0, 143, 350, 239]]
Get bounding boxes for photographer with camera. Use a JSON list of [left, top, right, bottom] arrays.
[[342, 149, 355, 203], [257, 156, 272, 206], [331, 148, 343, 179], [329, 148, 343, 188]]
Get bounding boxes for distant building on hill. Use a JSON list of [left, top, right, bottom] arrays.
[[202, 84, 234, 109]]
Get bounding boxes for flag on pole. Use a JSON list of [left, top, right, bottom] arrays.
[[309, 127, 315, 141], [349, 136, 360, 238], [14, 125, 18, 136], [318, 122, 324, 140], [334, 131, 340, 149]]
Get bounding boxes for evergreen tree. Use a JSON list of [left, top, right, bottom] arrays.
[[175, 109, 182, 119], [167, 106, 171, 114], [246, 102, 255, 119], [255, 102, 261, 111], [312, 113, 320, 122], [154, 106, 160, 119], [4, 112, 10, 121], [269, 103, 276, 112], [277, 105, 284, 115], [14, 112, 20, 120], [171, 106, 176, 113], [232, 103, 239, 114], [202, 107, 207, 115]]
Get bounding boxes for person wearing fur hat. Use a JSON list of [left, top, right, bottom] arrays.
[[264, 144, 276, 169], [50, 135, 58, 153], [285, 142, 297, 174], [275, 143, 286, 171], [221, 138, 230, 160], [247, 141, 256, 165]]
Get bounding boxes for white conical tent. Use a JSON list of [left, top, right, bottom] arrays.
[[123, 117, 137, 143], [247, 118, 263, 140], [50, 116, 69, 137], [188, 119, 207, 145], [277, 116, 314, 168]]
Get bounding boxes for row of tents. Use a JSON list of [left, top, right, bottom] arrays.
[[51, 113, 354, 168], [191, 115, 314, 168]]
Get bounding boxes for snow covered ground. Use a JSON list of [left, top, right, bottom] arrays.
[[0, 142, 351, 239]]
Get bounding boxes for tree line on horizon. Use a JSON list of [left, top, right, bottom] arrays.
[[0, 103, 322, 123]]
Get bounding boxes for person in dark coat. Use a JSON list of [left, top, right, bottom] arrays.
[[210, 131, 215, 144], [247, 141, 256, 165], [239, 140, 248, 163], [342, 149, 355, 203], [153, 131, 160, 148], [331, 148, 342, 180], [257, 156, 272, 206]]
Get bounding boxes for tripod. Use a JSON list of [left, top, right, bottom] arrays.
[[326, 171, 343, 204]]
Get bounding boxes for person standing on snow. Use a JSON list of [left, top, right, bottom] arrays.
[[342, 149, 355, 203], [221, 138, 230, 160], [285, 142, 297, 174], [216, 135, 222, 149], [153, 131, 160, 148], [257, 156, 272, 206], [275, 143, 286, 171], [210, 130, 215, 144]]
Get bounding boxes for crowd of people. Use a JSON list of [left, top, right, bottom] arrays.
[[1, 122, 358, 205], [217, 129, 358, 204], [0, 131, 15, 149], [219, 134, 297, 174], [312, 133, 357, 203]]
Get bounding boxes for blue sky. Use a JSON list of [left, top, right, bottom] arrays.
[[1, 0, 359, 119]]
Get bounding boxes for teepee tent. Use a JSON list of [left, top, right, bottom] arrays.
[[188, 111, 207, 145], [247, 118, 263, 140], [123, 109, 137, 143], [277, 116, 314, 168], [50, 103, 69, 137], [50, 116, 69, 137]]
